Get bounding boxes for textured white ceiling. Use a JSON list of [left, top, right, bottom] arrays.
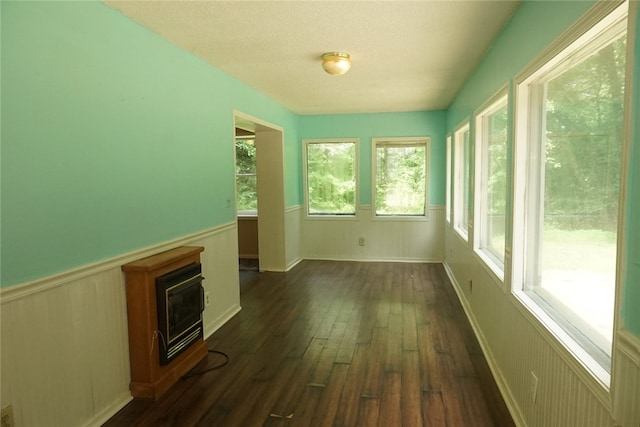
[[103, 0, 520, 114]]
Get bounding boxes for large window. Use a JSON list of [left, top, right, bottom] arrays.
[[453, 122, 471, 240], [373, 137, 429, 217], [235, 137, 257, 213], [304, 139, 357, 216], [513, 2, 627, 382], [474, 93, 508, 276]]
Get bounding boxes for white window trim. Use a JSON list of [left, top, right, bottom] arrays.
[[473, 87, 509, 282], [302, 138, 359, 219], [453, 120, 471, 241], [371, 136, 430, 221], [445, 134, 452, 224], [511, 0, 629, 388]]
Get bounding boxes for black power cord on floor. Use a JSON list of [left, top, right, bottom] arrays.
[[181, 349, 230, 379]]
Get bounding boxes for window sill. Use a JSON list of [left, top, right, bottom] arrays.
[[237, 211, 257, 218], [372, 214, 430, 222], [305, 214, 358, 221], [511, 289, 612, 393], [453, 226, 469, 243]]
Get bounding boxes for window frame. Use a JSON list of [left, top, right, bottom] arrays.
[[302, 138, 359, 219], [446, 134, 452, 224], [511, 0, 628, 387], [453, 121, 471, 241], [371, 137, 430, 220], [473, 88, 509, 280]]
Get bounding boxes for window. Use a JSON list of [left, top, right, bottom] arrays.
[[235, 137, 257, 213], [513, 2, 627, 382], [372, 137, 429, 217], [446, 134, 452, 223], [453, 122, 471, 239], [303, 139, 357, 216], [474, 92, 508, 276]]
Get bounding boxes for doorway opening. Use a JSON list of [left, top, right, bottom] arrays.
[[233, 111, 286, 289], [235, 127, 260, 287]]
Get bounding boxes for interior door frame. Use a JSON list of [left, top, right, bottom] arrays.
[[233, 110, 286, 272]]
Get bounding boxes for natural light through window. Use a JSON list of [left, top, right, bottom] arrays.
[[446, 135, 452, 224], [513, 2, 627, 381], [236, 138, 257, 214], [474, 93, 508, 276], [373, 137, 429, 217], [304, 139, 357, 216], [453, 122, 471, 240]]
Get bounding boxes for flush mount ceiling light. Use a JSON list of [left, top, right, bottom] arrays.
[[321, 52, 351, 76]]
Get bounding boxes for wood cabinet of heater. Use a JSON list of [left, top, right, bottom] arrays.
[[121, 246, 208, 400]]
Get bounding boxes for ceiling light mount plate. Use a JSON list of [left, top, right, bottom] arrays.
[[322, 52, 351, 76]]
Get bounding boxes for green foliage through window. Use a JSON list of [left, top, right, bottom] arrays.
[[515, 5, 628, 372], [305, 141, 356, 215], [476, 96, 508, 267], [544, 36, 625, 232], [236, 138, 257, 212], [375, 141, 427, 216]]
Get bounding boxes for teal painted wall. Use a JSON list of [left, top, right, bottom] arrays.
[[622, 1, 640, 336], [446, 0, 640, 337], [299, 111, 446, 206], [0, 1, 298, 286], [447, 1, 594, 129]]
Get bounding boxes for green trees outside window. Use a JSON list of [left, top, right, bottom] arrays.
[[235, 138, 257, 212], [305, 140, 356, 215], [543, 36, 626, 234], [374, 140, 428, 216], [475, 95, 508, 269], [515, 5, 628, 374], [535, 32, 626, 364]]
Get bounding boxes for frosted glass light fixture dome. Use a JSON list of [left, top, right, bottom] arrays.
[[322, 52, 351, 76]]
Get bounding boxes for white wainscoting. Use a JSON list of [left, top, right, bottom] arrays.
[[0, 223, 241, 427], [444, 231, 640, 427], [302, 205, 445, 263], [613, 329, 640, 427], [285, 205, 303, 271]]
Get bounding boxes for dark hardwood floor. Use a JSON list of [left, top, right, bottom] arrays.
[[104, 260, 514, 427]]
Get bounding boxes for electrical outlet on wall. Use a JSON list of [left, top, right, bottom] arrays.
[[205, 292, 211, 307], [358, 237, 365, 246], [1, 405, 15, 427]]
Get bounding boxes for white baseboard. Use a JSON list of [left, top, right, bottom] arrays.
[[205, 304, 242, 339], [286, 257, 304, 271], [83, 392, 132, 427], [443, 261, 526, 427], [303, 255, 443, 263]]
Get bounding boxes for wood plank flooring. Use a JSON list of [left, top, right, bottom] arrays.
[[104, 261, 514, 427]]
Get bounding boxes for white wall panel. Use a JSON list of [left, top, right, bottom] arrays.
[[613, 330, 640, 427], [445, 228, 640, 427], [1, 268, 131, 427], [285, 205, 303, 270], [302, 205, 445, 263], [196, 225, 242, 337], [0, 223, 241, 427]]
